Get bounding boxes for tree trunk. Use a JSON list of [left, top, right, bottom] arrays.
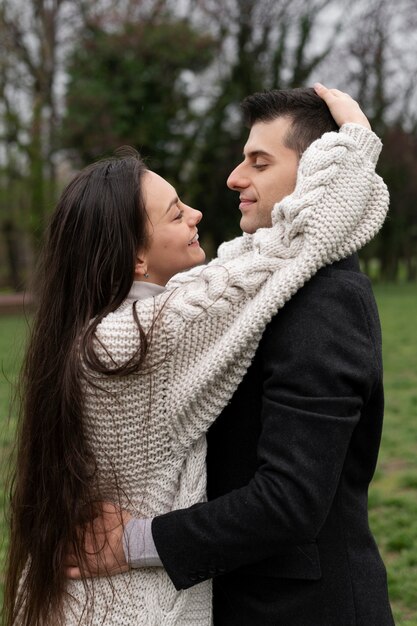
[[2, 219, 22, 291]]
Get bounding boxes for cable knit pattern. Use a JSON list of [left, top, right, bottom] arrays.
[[62, 124, 389, 625]]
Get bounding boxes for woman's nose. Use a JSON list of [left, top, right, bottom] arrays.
[[194, 209, 203, 224], [186, 206, 202, 224]]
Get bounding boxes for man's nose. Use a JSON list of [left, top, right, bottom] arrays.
[[226, 163, 249, 191]]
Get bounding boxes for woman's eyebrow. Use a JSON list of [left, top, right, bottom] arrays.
[[166, 196, 179, 213]]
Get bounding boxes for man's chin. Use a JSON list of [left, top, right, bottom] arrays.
[[239, 216, 257, 235], [240, 216, 273, 235]]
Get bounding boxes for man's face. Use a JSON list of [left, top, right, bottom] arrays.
[[227, 116, 299, 234]]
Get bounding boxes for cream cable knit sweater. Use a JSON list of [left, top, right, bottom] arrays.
[[63, 124, 389, 626]]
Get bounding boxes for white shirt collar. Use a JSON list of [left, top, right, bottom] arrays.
[[127, 281, 166, 301]]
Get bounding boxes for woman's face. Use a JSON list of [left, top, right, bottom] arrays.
[[137, 170, 206, 285]]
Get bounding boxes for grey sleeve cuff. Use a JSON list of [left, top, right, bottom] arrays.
[[123, 517, 163, 568]]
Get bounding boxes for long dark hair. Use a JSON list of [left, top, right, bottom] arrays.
[[3, 148, 150, 626]]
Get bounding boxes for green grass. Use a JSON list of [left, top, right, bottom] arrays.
[[0, 285, 416, 622], [370, 284, 417, 625], [0, 314, 29, 607]]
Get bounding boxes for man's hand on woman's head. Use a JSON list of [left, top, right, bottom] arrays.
[[314, 83, 371, 130], [64, 502, 132, 579]]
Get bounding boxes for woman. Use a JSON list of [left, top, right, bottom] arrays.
[[4, 89, 388, 625]]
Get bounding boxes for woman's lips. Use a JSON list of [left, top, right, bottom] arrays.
[[188, 232, 200, 246]]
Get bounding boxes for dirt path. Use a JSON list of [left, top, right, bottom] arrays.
[[0, 293, 33, 315]]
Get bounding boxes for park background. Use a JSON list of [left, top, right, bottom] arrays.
[[0, 0, 416, 623]]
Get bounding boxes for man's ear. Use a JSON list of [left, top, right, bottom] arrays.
[[134, 255, 148, 280]]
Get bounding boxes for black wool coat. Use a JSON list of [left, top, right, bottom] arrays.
[[152, 255, 395, 626]]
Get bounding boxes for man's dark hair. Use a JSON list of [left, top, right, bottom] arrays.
[[241, 87, 339, 156]]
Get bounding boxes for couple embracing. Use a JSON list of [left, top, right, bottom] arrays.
[[5, 85, 394, 626]]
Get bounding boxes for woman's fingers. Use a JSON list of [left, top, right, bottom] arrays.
[[63, 502, 132, 579], [313, 83, 371, 129]]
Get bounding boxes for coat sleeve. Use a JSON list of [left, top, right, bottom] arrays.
[[151, 269, 382, 590]]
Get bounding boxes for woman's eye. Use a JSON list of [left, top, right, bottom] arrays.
[[253, 163, 267, 170], [174, 210, 184, 220]]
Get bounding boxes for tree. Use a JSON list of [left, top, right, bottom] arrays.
[[326, 0, 417, 281], [61, 17, 215, 176], [1, 0, 203, 288], [0, 0, 80, 245], [0, 0, 96, 291], [377, 126, 417, 281]]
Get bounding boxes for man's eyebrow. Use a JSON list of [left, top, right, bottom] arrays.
[[243, 149, 274, 159], [166, 196, 179, 213]]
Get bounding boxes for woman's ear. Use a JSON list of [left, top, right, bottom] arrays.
[[134, 255, 148, 280]]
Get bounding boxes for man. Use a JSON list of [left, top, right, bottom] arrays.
[[67, 85, 394, 625]]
